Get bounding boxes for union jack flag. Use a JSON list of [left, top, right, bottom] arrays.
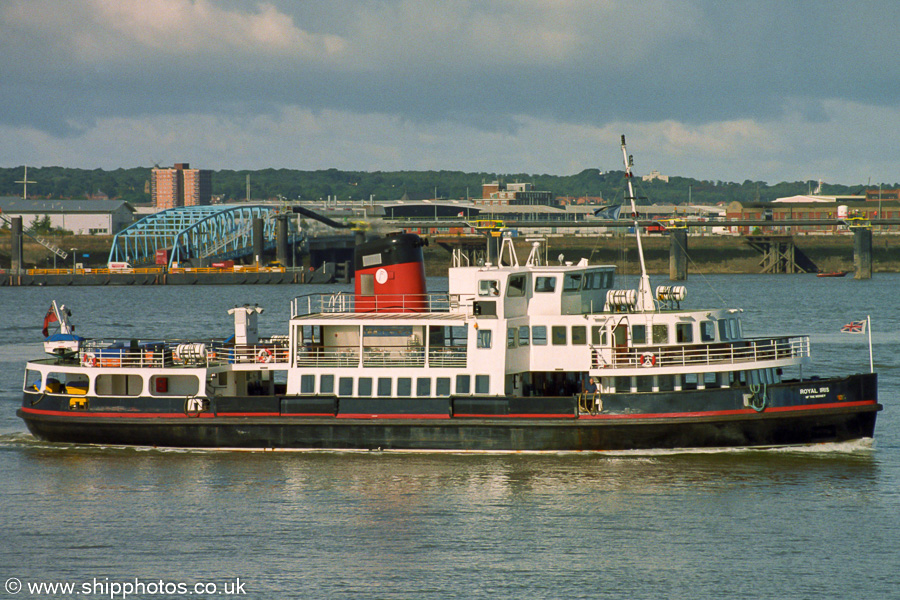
[[841, 319, 867, 334]]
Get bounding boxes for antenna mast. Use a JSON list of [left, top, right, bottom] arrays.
[[620, 135, 656, 312]]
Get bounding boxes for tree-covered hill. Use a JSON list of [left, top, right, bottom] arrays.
[[0, 165, 890, 205]]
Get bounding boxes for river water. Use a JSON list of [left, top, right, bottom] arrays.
[[1, 274, 898, 599]]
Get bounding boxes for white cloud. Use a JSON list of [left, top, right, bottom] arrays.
[[2, 0, 346, 65]]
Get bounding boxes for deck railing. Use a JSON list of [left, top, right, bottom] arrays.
[[77, 337, 291, 368], [592, 336, 809, 369]]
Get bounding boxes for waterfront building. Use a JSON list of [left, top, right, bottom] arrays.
[[0, 197, 135, 235], [476, 182, 556, 206]]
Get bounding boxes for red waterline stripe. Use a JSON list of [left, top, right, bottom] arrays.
[[454, 413, 575, 419], [578, 400, 878, 420], [20, 400, 877, 421], [336, 413, 450, 420], [19, 407, 274, 419]]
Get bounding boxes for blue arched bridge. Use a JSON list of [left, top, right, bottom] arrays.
[[107, 204, 303, 267]]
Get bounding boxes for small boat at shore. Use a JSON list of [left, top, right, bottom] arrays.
[[817, 271, 849, 278], [17, 137, 881, 451]]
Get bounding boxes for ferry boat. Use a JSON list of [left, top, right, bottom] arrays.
[[17, 138, 881, 451]]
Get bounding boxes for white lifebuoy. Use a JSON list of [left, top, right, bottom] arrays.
[[256, 348, 273, 363], [82, 353, 98, 368], [640, 352, 656, 367]]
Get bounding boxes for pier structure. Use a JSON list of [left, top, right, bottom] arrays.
[[743, 235, 819, 274], [851, 221, 873, 280], [668, 227, 689, 281]]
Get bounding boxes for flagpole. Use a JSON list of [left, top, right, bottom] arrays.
[[867, 315, 873, 373]]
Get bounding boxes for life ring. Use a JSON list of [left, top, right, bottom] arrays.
[[256, 348, 273, 363], [82, 353, 98, 368], [640, 352, 656, 367]]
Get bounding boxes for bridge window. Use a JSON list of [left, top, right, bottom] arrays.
[[479, 280, 500, 296], [701, 321, 715, 342], [535, 276, 556, 293], [563, 273, 582, 292], [507, 274, 526, 297], [583, 271, 608, 290]]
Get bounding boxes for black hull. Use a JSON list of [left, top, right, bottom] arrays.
[[17, 409, 880, 451], [19, 407, 880, 452]]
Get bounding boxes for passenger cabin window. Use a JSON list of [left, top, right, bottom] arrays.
[[475, 375, 490, 394], [377, 378, 392, 397], [552, 326, 567, 345], [535, 276, 557, 293], [507, 327, 517, 348], [320, 375, 335, 394], [632, 324, 647, 345], [339, 377, 353, 396], [397, 377, 412, 397], [301, 374, 315, 394], [507, 274, 526, 297], [591, 326, 607, 345], [436, 378, 451, 396], [417, 378, 431, 397], [652, 324, 669, 344], [358, 378, 372, 397], [456, 375, 470, 394], [676, 323, 693, 343], [563, 273, 582, 292], [479, 280, 500, 296], [518, 326, 530, 346], [701, 321, 715, 342], [532, 326, 547, 345], [718, 320, 729, 341], [572, 326, 587, 345]]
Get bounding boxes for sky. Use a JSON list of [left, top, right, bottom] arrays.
[[1, 0, 898, 186]]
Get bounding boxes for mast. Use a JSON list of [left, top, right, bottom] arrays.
[[620, 135, 656, 312]]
